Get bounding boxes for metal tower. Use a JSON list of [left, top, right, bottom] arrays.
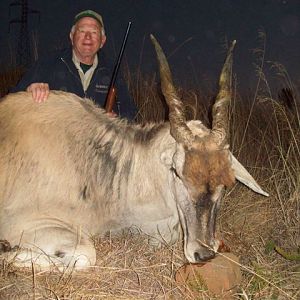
[[9, 0, 40, 67]]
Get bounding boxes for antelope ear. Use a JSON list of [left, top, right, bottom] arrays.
[[160, 145, 175, 167], [230, 154, 269, 196]]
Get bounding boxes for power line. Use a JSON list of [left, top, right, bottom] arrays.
[[9, 0, 40, 67]]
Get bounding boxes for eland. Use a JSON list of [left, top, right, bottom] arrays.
[[0, 36, 268, 269]]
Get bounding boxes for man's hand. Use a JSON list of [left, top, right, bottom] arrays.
[[106, 111, 118, 118], [26, 83, 50, 103]]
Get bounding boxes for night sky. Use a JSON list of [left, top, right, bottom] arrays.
[[0, 0, 299, 93]]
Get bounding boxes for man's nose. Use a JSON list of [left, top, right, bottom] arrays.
[[85, 32, 92, 39]]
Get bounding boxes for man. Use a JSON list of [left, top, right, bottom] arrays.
[[12, 10, 137, 120]]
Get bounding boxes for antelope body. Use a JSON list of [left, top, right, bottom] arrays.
[[0, 37, 268, 269]]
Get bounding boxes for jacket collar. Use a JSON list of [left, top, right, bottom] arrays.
[[61, 47, 109, 70]]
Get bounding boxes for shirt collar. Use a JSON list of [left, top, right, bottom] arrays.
[[72, 50, 98, 70]]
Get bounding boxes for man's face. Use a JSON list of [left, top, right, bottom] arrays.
[[70, 17, 106, 61]]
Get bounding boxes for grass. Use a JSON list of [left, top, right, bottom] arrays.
[[0, 44, 299, 299], [0, 67, 24, 98]]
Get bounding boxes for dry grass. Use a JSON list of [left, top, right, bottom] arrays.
[[0, 234, 190, 299], [0, 51, 299, 299], [0, 67, 24, 98]]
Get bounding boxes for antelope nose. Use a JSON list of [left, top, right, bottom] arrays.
[[194, 248, 215, 262]]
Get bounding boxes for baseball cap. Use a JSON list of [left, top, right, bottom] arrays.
[[74, 10, 104, 30]]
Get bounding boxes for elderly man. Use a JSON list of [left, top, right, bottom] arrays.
[[12, 10, 137, 120]]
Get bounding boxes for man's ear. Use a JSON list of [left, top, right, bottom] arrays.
[[69, 32, 74, 45], [100, 34, 107, 48]]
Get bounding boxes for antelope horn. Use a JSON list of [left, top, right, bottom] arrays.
[[211, 40, 236, 147], [150, 34, 194, 147]]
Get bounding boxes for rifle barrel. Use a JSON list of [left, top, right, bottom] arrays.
[[105, 22, 132, 113], [110, 21, 132, 87]]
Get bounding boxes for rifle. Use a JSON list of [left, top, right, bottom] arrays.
[[105, 22, 132, 113]]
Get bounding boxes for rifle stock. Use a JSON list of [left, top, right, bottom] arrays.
[[105, 87, 117, 113], [105, 22, 132, 113]]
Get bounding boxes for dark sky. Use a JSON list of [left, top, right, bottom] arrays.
[[0, 0, 299, 92]]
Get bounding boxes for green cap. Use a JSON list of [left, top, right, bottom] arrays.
[[74, 10, 104, 30]]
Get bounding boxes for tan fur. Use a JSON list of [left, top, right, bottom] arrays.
[[0, 37, 266, 268], [0, 91, 185, 268], [0, 89, 266, 269], [183, 137, 235, 198]]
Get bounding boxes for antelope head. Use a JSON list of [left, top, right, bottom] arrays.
[[152, 35, 268, 262]]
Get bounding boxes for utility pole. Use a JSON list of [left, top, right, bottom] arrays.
[[9, 0, 40, 67]]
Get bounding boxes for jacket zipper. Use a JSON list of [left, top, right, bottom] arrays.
[[60, 57, 86, 96]]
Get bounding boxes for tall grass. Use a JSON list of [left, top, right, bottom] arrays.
[[124, 42, 300, 298], [219, 34, 299, 299], [0, 67, 24, 97]]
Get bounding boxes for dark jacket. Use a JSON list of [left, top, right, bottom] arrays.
[[11, 48, 137, 120]]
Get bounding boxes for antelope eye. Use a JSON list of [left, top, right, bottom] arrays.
[[170, 167, 180, 178]]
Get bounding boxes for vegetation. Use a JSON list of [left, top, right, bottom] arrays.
[[0, 40, 299, 299], [0, 67, 24, 97]]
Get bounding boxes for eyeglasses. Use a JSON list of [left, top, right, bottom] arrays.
[[76, 27, 101, 38]]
